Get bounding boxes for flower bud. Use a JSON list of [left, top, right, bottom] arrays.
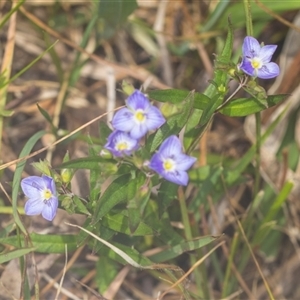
[[61, 168, 72, 184], [99, 148, 113, 159]]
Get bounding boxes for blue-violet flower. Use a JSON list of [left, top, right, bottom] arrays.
[[105, 130, 139, 157], [239, 36, 280, 79], [112, 90, 165, 139], [149, 135, 196, 186], [21, 175, 58, 221]]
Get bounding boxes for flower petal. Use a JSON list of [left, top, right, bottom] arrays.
[[242, 36, 260, 58], [175, 154, 197, 171], [24, 198, 44, 216], [259, 45, 277, 63], [42, 197, 58, 221], [162, 170, 189, 186], [159, 135, 182, 158], [21, 176, 45, 198], [105, 130, 139, 157], [42, 175, 56, 195], [112, 108, 135, 132], [239, 58, 255, 77], [145, 106, 165, 131], [126, 90, 150, 111], [257, 62, 280, 79], [149, 153, 164, 174], [129, 124, 148, 139]]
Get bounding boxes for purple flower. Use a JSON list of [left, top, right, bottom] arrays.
[[105, 130, 139, 157], [112, 90, 165, 139], [149, 135, 196, 186], [21, 175, 58, 221], [239, 36, 280, 79]]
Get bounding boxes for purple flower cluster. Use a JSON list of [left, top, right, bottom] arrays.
[[104, 90, 196, 186], [105, 90, 165, 157], [21, 90, 196, 222]]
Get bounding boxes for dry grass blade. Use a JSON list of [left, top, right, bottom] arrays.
[[55, 245, 68, 300], [0, 107, 123, 170]]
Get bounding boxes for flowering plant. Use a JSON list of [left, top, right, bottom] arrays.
[[10, 14, 290, 300]]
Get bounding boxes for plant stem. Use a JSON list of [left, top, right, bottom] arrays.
[[243, 0, 261, 195], [243, 0, 253, 36], [254, 113, 261, 194], [178, 187, 210, 298]]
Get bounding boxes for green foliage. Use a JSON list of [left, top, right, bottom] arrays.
[[0, 233, 77, 253], [2, 2, 297, 299], [96, 0, 138, 40]]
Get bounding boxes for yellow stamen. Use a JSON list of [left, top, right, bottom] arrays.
[[251, 58, 262, 69], [135, 111, 145, 122], [117, 142, 128, 151], [43, 189, 52, 200], [163, 159, 174, 171]]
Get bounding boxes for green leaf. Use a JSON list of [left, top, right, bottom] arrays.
[[101, 211, 156, 236], [124, 173, 146, 234], [0, 0, 25, 30], [0, 234, 77, 253], [98, 239, 154, 267], [58, 156, 114, 170], [96, 257, 118, 294], [157, 181, 178, 218], [97, 0, 138, 39], [218, 1, 300, 30], [147, 91, 194, 152], [189, 166, 224, 212], [0, 109, 14, 117], [127, 198, 141, 234], [31, 159, 51, 176], [252, 181, 293, 246], [148, 89, 210, 110], [199, 94, 223, 126], [99, 121, 112, 146], [37, 103, 56, 131], [72, 195, 91, 216], [92, 174, 132, 224], [220, 94, 288, 117], [149, 235, 219, 263], [143, 202, 184, 246], [0, 223, 16, 239], [0, 248, 35, 264]]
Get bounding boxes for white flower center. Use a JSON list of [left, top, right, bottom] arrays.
[[134, 109, 146, 123], [42, 188, 52, 201], [251, 57, 262, 69], [116, 141, 128, 151], [163, 158, 175, 172]]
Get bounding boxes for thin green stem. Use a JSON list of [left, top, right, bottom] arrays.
[[254, 113, 262, 195], [243, 0, 253, 36], [243, 0, 261, 196], [178, 187, 210, 298]]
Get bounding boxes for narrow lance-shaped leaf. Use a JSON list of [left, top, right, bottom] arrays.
[[0, 248, 35, 264], [149, 235, 220, 263], [220, 94, 288, 117], [92, 174, 132, 224], [0, 233, 77, 253]]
